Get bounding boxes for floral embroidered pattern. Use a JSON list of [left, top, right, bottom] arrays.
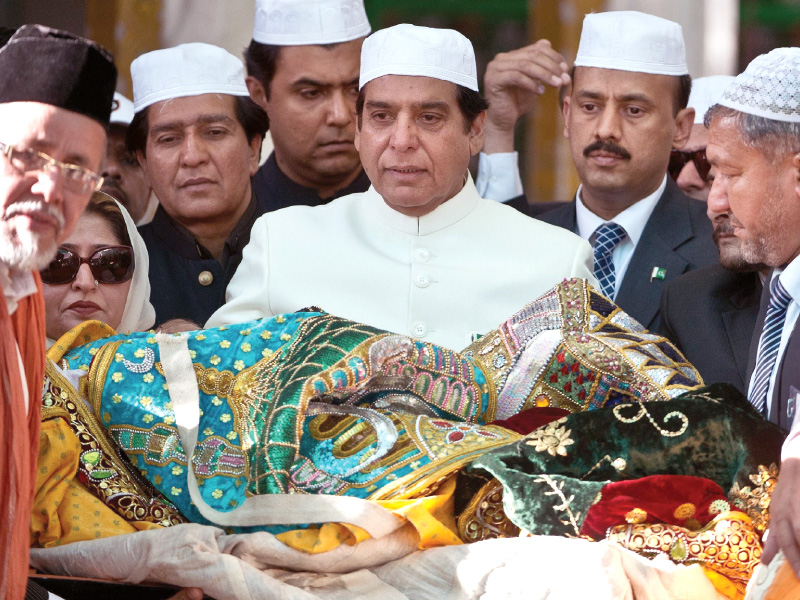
[[525, 417, 574, 457]]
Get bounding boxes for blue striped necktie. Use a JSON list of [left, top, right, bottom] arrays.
[[593, 222, 627, 300], [749, 276, 793, 415]]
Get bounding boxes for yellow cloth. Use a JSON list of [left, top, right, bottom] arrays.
[[32, 419, 162, 548]]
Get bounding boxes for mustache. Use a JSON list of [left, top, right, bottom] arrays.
[[583, 140, 632, 160], [4, 199, 66, 230], [100, 180, 128, 204]]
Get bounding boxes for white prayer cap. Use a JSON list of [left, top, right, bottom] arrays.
[[717, 48, 800, 123], [131, 43, 249, 113], [109, 92, 135, 126], [253, 0, 371, 46], [574, 11, 688, 76], [688, 76, 735, 124], [359, 24, 478, 92]]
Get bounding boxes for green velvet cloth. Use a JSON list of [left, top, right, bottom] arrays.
[[466, 384, 785, 537]]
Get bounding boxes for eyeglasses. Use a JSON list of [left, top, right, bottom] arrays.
[[668, 148, 712, 182], [0, 141, 104, 195], [40, 246, 134, 285]]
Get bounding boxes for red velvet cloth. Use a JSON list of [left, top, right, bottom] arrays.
[[490, 407, 571, 435], [0, 274, 46, 600], [581, 474, 743, 540]]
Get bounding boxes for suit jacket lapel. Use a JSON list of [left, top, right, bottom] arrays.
[[721, 272, 763, 391], [615, 181, 693, 330]]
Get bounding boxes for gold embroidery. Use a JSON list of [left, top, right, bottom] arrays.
[[625, 507, 648, 524], [607, 512, 760, 598], [457, 479, 519, 542], [728, 463, 778, 536]]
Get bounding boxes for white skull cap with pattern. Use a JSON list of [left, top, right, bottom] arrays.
[[359, 24, 478, 92], [688, 76, 736, 124], [575, 11, 688, 76], [131, 43, 249, 113], [110, 92, 135, 126], [253, 0, 370, 46], [717, 48, 800, 123]]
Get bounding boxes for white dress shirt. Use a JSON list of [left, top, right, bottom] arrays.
[[476, 152, 525, 202], [208, 177, 596, 350], [575, 176, 667, 297]]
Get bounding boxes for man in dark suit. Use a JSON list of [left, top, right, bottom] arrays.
[[657, 76, 767, 394], [534, 11, 719, 332], [702, 49, 800, 578]]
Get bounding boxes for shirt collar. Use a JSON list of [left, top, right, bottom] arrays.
[[575, 175, 667, 243], [365, 174, 480, 236], [775, 253, 800, 305], [0, 261, 37, 315]]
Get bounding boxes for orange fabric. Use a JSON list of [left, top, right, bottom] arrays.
[[0, 273, 46, 600], [764, 561, 800, 600]]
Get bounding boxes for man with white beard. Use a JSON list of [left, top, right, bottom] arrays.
[[0, 25, 115, 600]]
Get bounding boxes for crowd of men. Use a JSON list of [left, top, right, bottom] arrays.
[[1, 1, 800, 598]]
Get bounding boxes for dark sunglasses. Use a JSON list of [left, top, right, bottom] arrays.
[[40, 246, 134, 285], [668, 148, 712, 181]]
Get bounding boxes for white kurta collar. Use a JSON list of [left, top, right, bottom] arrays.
[[365, 174, 481, 236], [0, 261, 37, 316]]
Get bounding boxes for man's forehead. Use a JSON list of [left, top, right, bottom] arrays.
[[147, 94, 237, 125], [0, 101, 106, 164], [573, 66, 676, 93], [363, 75, 457, 102], [275, 40, 361, 83]]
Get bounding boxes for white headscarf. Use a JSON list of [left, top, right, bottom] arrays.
[[116, 198, 156, 333], [45, 198, 155, 348]]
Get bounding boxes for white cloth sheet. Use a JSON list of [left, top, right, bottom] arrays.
[[30, 524, 726, 600]]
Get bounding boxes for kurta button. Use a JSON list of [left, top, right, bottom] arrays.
[[414, 248, 431, 262], [198, 271, 214, 286], [415, 273, 430, 288], [412, 322, 427, 337]]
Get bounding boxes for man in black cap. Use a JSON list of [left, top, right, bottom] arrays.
[[0, 25, 115, 600]]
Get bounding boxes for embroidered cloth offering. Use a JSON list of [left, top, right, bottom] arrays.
[[36, 279, 706, 552]]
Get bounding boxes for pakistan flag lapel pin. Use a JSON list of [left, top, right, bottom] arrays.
[[650, 267, 666, 282]]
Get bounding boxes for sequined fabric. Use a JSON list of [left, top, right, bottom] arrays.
[[466, 279, 702, 419]]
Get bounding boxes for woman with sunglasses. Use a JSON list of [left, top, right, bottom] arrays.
[[41, 190, 155, 346]]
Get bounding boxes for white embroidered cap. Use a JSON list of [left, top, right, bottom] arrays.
[[131, 43, 249, 113], [688, 76, 736, 124], [575, 11, 688, 76], [253, 0, 371, 46], [717, 48, 800, 123], [110, 92, 135, 125], [359, 24, 478, 92]]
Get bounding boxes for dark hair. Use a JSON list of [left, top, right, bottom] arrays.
[[243, 40, 282, 99], [356, 82, 489, 133], [84, 191, 132, 247], [560, 67, 692, 116], [243, 39, 346, 100], [126, 95, 268, 156]]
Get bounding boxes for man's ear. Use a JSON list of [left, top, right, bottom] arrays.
[[136, 150, 148, 178], [792, 153, 800, 199], [248, 134, 262, 177], [246, 75, 268, 112], [672, 107, 695, 150], [468, 111, 487, 155], [354, 124, 360, 153], [562, 94, 572, 139]]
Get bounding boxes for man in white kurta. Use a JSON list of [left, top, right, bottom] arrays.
[[207, 24, 595, 350]]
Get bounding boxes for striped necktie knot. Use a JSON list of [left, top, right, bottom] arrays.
[[749, 276, 794, 415], [593, 222, 627, 299]]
